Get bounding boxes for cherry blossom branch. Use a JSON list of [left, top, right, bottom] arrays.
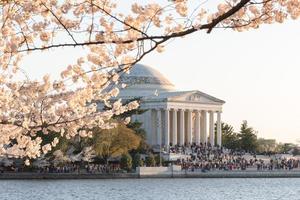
[[40, 2, 78, 44], [91, 1, 150, 38], [12, 0, 251, 54]]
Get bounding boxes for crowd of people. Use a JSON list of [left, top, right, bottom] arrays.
[[37, 164, 80, 173], [1, 143, 300, 173], [0, 162, 122, 174], [256, 157, 300, 171], [169, 143, 300, 172], [35, 163, 122, 174]]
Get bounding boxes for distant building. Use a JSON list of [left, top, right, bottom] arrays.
[[119, 64, 225, 148]]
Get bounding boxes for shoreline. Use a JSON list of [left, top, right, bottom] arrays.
[[1, 171, 300, 179]]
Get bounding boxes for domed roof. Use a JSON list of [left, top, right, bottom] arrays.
[[119, 64, 176, 97]]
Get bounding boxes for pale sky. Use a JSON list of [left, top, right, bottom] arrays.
[[19, 8, 300, 144], [142, 20, 300, 144]]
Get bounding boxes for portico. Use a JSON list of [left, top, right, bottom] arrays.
[[140, 93, 224, 147], [119, 64, 225, 148]]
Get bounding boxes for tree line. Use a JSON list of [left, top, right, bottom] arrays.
[[218, 120, 300, 155]]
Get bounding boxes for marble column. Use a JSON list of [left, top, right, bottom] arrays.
[[146, 110, 152, 145], [217, 112, 222, 147], [179, 109, 185, 146], [151, 109, 156, 145], [200, 110, 207, 144], [209, 111, 215, 146], [172, 109, 177, 146], [195, 110, 201, 145], [187, 109, 193, 145], [156, 109, 162, 145], [164, 109, 170, 147]]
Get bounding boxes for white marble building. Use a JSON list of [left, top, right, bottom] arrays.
[[119, 64, 225, 148]]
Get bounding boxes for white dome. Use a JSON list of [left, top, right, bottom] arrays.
[[119, 64, 176, 97]]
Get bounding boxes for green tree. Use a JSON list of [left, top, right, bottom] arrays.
[[215, 122, 240, 150], [145, 154, 156, 167], [112, 100, 150, 154], [132, 153, 143, 170], [155, 154, 164, 166], [120, 153, 132, 172], [127, 121, 150, 154], [92, 123, 141, 164], [239, 121, 258, 152]]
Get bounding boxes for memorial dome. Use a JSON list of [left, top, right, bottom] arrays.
[[119, 64, 176, 97]]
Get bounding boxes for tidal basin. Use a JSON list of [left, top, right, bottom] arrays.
[[1, 178, 300, 200]]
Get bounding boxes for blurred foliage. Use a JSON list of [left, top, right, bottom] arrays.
[[256, 138, 276, 154], [120, 153, 132, 172], [215, 122, 240, 150], [91, 123, 141, 163], [132, 153, 143, 169], [238, 120, 258, 152], [145, 153, 155, 167]]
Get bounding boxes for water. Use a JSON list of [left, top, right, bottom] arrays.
[[0, 178, 299, 200]]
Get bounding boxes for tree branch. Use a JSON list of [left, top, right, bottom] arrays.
[[41, 2, 78, 44], [9, 0, 250, 54]]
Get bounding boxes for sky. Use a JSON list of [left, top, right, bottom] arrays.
[[142, 20, 300, 144], [19, 5, 300, 144]]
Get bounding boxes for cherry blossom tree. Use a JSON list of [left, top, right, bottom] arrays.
[[0, 0, 298, 164]]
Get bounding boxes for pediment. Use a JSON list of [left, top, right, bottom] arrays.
[[168, 91, 225, 104]]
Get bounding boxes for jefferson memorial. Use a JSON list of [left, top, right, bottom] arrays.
[[119, 64, 225, 148]]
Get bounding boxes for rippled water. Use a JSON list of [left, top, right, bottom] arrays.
[[0, 178, 300, 200]]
